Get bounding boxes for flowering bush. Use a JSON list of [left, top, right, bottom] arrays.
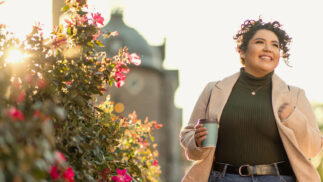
[[111, 169, 132, 182], [49, 152, 75, 182], [310, 103, 323, 181], [96, 98, 161, 182], [0, 0, 161, 181]]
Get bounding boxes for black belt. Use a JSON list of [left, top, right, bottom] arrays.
[[213, 161, 294, 176]]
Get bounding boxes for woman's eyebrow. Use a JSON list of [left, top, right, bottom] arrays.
[[253, 38, 279, 44], [272, 40, 279, 44]]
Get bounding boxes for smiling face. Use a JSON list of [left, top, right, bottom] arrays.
[[240, 29, 281, 77]]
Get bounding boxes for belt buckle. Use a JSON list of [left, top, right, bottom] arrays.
[[238, 164, 251, 177]]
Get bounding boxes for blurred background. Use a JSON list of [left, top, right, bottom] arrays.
[[1, 0, 323, 181]]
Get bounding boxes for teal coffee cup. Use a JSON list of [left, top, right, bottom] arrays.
[[198, 119, 219, 148]]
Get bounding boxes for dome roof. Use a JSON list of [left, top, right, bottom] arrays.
[[99, 12, 163, 70]]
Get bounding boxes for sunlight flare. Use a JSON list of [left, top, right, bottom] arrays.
[[5, 49, 29, 64]]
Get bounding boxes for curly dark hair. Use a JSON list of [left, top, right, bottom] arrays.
[[233, 18, 292, 65]]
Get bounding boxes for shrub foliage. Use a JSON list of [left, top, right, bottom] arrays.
[[0, 0, 161, 181]]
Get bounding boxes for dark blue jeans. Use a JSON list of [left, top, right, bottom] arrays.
[[208, 170, 296, 182]]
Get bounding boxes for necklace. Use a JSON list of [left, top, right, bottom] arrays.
[[250, 82, 271, 95]]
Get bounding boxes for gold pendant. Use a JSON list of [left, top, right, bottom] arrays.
[[251, 91, 256, 95]]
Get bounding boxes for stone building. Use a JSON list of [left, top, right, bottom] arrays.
[[53, 1, 183, 181]]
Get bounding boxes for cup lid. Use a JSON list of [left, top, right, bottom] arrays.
[[198, 118, 218, 124]]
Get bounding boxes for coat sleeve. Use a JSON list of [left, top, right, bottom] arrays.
[[282, 88, 323, 158], [179, 82, 215, 161]]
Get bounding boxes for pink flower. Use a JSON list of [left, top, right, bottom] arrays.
[[79, 14, 89, 24], [16, 90, 25, 103], [64, 19, 74, 27], [111, 169, 132, 182], [37, 79, 47, 89], [128, 112, 140, 125], [128, 53, 141, 66], [50, 166, 60, 180], [111, 31, 119, 37], [114, 71, 126, 88], [66, 80, 74, 85], [55, 151, 66, 164], [115, 80, 125, 88], [6, 107, 25, 121], [53, 37, 67, 47], [25, 73, 34, 84], [92, 30, 101, 40], [62, 167, 74, 182], [154, 123, 163, 129], [153, 159, 159, 166], [116, 62, 129, 74], [91, 13, 104, 26], [115, 71, 126, 80]]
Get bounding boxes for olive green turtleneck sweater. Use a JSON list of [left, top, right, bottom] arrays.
[[214, 68, 289, 166]]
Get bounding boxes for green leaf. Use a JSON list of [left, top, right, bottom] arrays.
[[86, 41, 93, 47], [0, 170, 5, 182], [67, 28, 72, 35], [54, 107, 66, 120], [61, 5, 70, 12], [95, 40, 104, 47]]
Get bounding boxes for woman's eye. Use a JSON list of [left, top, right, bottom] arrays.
[[273, 44, 279, 48], [255, 41, 263, 44]]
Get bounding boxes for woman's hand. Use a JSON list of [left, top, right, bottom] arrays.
[[194, 123, 208, 147], [278, 103, 294, 122]]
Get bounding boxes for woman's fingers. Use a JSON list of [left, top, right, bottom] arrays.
[[194, 124, 204, 129], [195, 130, 208, 138], [196, 136, 207, 147], [194, 124, 208, 147], [195, 124, 207, 131], [280, 104, 293, 121], [278, 103, 293, 121], [278, 103, 288, 112]]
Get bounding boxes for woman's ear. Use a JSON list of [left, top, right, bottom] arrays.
[[240, 50, 246, 59]]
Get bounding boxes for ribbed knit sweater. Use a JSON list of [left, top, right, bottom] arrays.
[[214, 68, 289, 166]]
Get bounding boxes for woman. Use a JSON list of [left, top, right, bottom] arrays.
[[180, 18, 323, 182]]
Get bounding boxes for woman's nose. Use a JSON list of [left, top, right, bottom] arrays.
[[263, 44, 272, 52]]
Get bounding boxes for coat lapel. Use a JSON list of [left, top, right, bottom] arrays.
[[272, 74, 293, 116], [271, 74, 300, 148], [208, 72, 240, 123]]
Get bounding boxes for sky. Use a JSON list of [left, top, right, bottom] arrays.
[[1, 0, 323, 125]]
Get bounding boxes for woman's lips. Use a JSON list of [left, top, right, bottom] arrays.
[[259, 55, 272, 61]]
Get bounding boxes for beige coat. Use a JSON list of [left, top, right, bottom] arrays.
[[180, 72, 323, 182]]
